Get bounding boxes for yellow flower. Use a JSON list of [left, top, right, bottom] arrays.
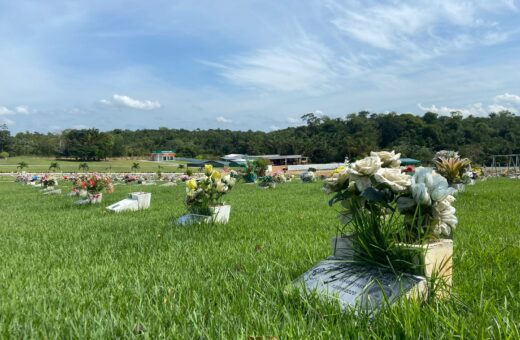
[[332, 166, 346, 175], [211, 171, 222, 181], [204, 164, 213, 175], [187, 179, 197, 190]]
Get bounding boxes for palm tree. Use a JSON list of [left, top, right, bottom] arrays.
[[131, 162, 140, 173], [49, 161, 60, 172], [78, 163, 89, 172], [17, 161, 28, 171]]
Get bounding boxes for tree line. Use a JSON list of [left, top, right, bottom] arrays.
[[1, 110, 519, 165]]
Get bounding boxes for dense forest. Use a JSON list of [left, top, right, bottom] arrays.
[[1, 110, 519, 165]]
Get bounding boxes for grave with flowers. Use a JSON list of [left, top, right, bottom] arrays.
[[176, 164, 236, 225], [243, 160, 257, 183], [72, 174, 114, 205], [293, 151, 457, 312], [40, 174, 59, 193], [300, 169, 317, 183], [433, 150, 472, 192]]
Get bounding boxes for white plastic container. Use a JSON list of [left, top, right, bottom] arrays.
[[209, 204, 231, 224], [88, 193, 103, 204], [129, 192, 151, 210]]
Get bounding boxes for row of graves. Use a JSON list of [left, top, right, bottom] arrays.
[[15, 150, 478, 314]]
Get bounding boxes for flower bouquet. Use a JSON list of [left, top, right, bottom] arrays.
[[179, 165, 236, 224], [229, 169, 239, 178], [300, 170, 316, 183], [323, 151, 456, 292], [73, 174, 114, 204], [258, 175, 276, 189], [243, 160, 257, 183], [273, 171, 288, 183], [433, 150, 471, 191], [123, 174, 137, 184], [16, 173, 32, 185], [40, 174, 58, 189], [179, 174, 190, 182]]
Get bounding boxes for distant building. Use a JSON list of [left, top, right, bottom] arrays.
[[187, 160, 231, 168], [150, 150, 176, 161], [222, 154, 308, 166]]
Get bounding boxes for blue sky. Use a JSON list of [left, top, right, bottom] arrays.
[[1, 0, 520, 133]]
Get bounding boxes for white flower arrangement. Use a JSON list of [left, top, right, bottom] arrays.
[[300, 171, 317, 183], [325, 151, 458, 240], [185, 164, 236, 216], [273, 171, 287, 183]]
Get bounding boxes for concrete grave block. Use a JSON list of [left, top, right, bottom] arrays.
[[106, 192, 151, 213], [176, 205, 231, 225], [293, 260, 427, 312], [43, 189, 62, 195]]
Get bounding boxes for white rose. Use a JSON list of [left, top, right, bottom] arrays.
[[412, 182, 431, 206], [323, 170, 350, 193], [433, 222, 452, 238], [373, 168, 410, 192], [350, 174, 372, 192], [432, 195, 457, 237], [350, 156, 382, 176], [216, 181, 228, 193], [370, 150, 401, 168]]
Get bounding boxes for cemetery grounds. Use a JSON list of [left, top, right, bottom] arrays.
[[0, 177, 519, 338]]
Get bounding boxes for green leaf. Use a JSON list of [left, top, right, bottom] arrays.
[[360, 187, 385, 202]]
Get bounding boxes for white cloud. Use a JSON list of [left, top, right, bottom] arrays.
[[101, 94, 161, 110], [269, 125, 280, 131], [216, 116, 232, 123], [328, 0, 512, 63], [418, 103, 487, 116], [418, 93, 520, 116], [0, 106, 14, 116], [0, 105, 30, 116], [494, 93, 520, 105], [488, 104, 517, 113], [287, 117, 300, 124], [15, 105, 29, 114], [209, 38, 343, 93]]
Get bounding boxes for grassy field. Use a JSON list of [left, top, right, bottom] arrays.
[[0, 179, 518, 338], [0, 156, 186, 173]]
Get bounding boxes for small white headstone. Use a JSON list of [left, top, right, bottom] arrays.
[[43, 189, 62, 195], [106, 192, 151, 213], [176, 214, 210, 225], [106, 199, 139, 212]]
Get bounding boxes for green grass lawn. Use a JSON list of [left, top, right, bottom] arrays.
[[0, 156, 186, 173], [0, 179, 518, 338]]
